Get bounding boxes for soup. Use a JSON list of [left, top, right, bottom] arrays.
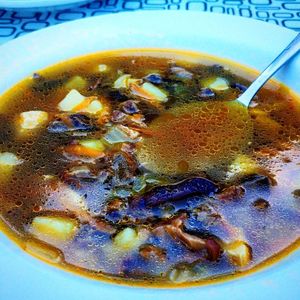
[[0, 50, 299, 287]]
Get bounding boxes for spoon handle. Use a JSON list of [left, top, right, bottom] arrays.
[[238, 33, 300, 107]]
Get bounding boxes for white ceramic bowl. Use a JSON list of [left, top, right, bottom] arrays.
[[0, 11, 299, 300]]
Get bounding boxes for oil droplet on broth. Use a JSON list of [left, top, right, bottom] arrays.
[[137, 101, 253, 175]]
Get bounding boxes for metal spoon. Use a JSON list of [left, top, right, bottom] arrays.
[[237, 33, 300, 107]]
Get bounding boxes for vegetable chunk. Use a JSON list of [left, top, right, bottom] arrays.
[[30, 216, 78, 242], [113, 74, 168, 102], [131, 82, 168, 102], [58, 89, 86, 112], [19, 110, 48, 130], [114, 227, 147, 251], [225, 241, 252, 267], [0, 152, 23, 166], [58, 89, 108, 120], [204, 77, 229, 91], [0, 152, 23, 182], [98, 64, 108, 72]]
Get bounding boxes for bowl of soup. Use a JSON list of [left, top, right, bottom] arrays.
[[0, 11, 299, 300]]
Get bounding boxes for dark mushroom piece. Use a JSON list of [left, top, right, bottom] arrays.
[[198, 88, 215, 98], [144, 74, 163, 85], [121, 100, 140, 114], [131, 177, 217, 209], [231, 83, 248, 93], [48, 113, 97, 134]]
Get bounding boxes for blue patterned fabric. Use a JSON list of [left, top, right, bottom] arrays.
[[0, 0, 299, 44]]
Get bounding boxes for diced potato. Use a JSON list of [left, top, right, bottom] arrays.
[[205, 77, 229, 91], [168, 266, 196, 283], [113, 227, 147, 251], [84, 100, 103, 114], [65, 76, 87, 90], [131, 82, 168, 102], [98, 64, 108, 72], [0, 152, 23, 166], [58, 89, 86, 112], [19, 111, 48, 130], [58, 90, 106, 116], [29, 216, 78, 242], [225, 240, 252, 267], [227, 154, 259, 179], [0, 152, 23, 182], [113, 74, 132, 89], [25, 239, 62, 264]]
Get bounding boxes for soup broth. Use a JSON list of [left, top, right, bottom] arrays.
[[0, 49, 300, 287]]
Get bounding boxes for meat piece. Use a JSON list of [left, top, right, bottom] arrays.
[[139, 244, 166, 261], [162, 215, 221, 261], [106, 199, 124, 212], [224, 241, 252, 267], [252, 198, 270, 210], [292, 189, 300, 198], [217, 185, 245, 201], [91, 218, 116, 234]]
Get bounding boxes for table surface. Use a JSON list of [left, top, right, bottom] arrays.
[[0, 0, 299, 45]]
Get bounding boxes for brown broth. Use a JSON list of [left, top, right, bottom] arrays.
[[0, 49, 300, 287]]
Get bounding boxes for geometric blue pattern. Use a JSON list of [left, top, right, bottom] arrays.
[[0, 0, 299, 44]]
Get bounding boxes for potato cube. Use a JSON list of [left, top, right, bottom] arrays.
[[225, 240, 252, 267], [113, 74, 132, 89], [0, 152, 23, 166], [84, 100, 103, 114], [19, 111, 48, 130], [204, 77, 229, 91], [0, 152, 23, 182], [138, 82, 168, 102], [30, 216, 78, 242], [98, 64, 108, 72], [58, 89, 86, 112], [113, 227, 147, 251]]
